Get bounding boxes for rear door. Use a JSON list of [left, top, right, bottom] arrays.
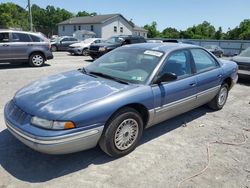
[[190, 48, 223, 106], [151, 49, 197, 125], [10, 32, 32, 60], [0, 32, 11, 61]]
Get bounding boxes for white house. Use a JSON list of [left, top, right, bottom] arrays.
[[58, 14, 147, 39]]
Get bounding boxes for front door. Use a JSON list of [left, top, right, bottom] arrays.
[[0, 32, 11, 61], [151, 49, 197, 125]]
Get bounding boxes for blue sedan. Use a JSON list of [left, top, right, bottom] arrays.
[[4, 43, 238, 157]]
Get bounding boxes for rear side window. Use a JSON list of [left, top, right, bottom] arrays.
[[12, 33, 31, 42], [0, 32, 10, 43], [70, 38, 78, 41], [30, 34, 43, 42], [191, 49, 218, 73]]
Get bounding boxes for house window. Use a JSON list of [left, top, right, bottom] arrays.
[[78, 25, 81, 30], [120, 27, 123, 33], [73, 25, 77, 31], [143, 33, 146, 37], [62, 25, 65, 31], [91, 25, 94, 31], [114, 26, 117, 32]]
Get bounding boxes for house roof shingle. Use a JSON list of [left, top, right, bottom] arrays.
[[58, 14, 122, 25]]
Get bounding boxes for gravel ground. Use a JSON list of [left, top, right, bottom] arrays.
[[0, 52, 249, 188]]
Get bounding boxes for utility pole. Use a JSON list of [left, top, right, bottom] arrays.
[[28, 0, 33, 31]]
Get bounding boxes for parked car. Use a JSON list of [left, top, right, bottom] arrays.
[[88, 35, 146, 59], [51, 36, 78, 52], [4, 43, 238, 157], [0, 30, 53, 67], [204, 45, 224, 57], [67, 38, 104, 56], [231, 47, 250, 78]]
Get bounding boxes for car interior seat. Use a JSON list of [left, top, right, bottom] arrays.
[[163, 60, 185, 76]]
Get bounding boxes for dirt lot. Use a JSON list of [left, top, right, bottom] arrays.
[[0, 52, 249, 188]]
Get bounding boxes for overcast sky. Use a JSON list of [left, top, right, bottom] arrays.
[[1, 0, 249, 31]]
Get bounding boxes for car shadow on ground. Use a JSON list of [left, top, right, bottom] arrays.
[[0, 106, 211, 183], [0, 63, 50, 70]]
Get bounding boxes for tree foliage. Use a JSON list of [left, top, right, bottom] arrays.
[[143, 22, 161, 38]]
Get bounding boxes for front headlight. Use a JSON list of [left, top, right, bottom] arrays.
[[31, 116, 75, 130], [99, 47, 106, 52]]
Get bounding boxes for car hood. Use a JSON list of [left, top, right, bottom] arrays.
[[70, 42, 89, 48], [231, 56, 250, 64], [14, 70, 135, 120]]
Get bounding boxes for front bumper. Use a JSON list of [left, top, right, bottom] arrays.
[[88, 50, 106, 59], [67, 48, 82, 55], [4, 102, 104, 154]]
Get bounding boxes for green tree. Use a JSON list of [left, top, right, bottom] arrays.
[[162, 27, 180, 38], [214, 27, 223, 39], [143, 21, 160, 38], [238, 19, 250, 40], [76, 11, 96, 17]]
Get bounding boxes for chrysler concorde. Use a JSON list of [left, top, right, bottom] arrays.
[[4, 43, 238, 157]]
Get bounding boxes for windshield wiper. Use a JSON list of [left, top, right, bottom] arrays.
[[89, 71, 129, 85], [78, 68, 97, 78]]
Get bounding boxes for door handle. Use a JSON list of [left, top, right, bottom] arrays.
[[217, 74, 222, 78], [3, 44, 9, 47], [189, 83, 196, 87]]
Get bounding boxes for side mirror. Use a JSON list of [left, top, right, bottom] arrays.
[[154, 72, 177, 84]]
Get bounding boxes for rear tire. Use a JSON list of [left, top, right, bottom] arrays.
[[29, 53, 45, 67], [99, 107, 143, 157], [208, 83, 229, 110]]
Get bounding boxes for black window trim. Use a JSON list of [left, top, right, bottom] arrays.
[[189, 48, 221, 75]]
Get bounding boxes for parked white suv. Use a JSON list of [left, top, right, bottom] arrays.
[[0, 30, 53, 67]]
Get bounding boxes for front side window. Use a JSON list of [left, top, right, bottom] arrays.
[[159, 50, 192, 79], [86, 48, 164, 84], [0, 32, 10, 43], [12, 33, 31, 42], [191, 49, 218, 73]]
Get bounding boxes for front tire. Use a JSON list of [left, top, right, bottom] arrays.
[[29, 53, 45, 67], [208, 83, 229, 110], [82, 48, 88, 56], [99, 107, 143, 157]]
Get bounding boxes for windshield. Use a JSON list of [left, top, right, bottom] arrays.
[[82, 38, 94, 43], [239, 47, 250, 57], [85, 48, 164, 84], [106, 36, 124, 44]]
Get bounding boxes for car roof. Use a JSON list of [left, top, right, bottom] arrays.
[[0, 29, 46, 38], [122, 42, 200, 53]]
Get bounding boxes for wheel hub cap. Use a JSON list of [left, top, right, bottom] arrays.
[[114, 119, 139, 151], [218, 87, 227, 106], [32, 55, 43, 65]]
